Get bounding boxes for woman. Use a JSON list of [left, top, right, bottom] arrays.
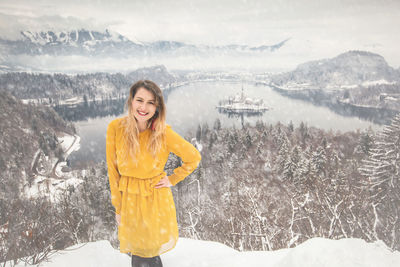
[[106, 80, 201, 267]]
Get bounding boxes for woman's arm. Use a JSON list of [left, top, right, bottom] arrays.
[[166, 126, 202, 186], [106, 120, 122, 215]]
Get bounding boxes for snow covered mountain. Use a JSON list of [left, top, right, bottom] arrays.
[[0, 29, 290, 72], [269, 50, 400, 119], [0, 29, 289, 58], [20, 29, 129, 46], [3, 237, 400, 267], [0, 29, 142, 57], [271, 50, 400, 90]]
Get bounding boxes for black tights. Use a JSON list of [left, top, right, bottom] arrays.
[[131, 254, 163, 267]]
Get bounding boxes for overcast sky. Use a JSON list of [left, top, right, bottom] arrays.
[[0, 0, 399, 67]]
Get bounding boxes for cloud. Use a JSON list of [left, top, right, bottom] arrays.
[[0, 0, 399, 67], [1, 0, 399, 44]]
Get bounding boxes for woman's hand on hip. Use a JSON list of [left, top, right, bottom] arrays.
[[154, 176, 172, 188]]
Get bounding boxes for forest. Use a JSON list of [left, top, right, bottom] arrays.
[[2, 114, 399, 264]]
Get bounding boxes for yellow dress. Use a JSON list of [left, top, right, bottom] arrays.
[[106, 116, 201, 258]]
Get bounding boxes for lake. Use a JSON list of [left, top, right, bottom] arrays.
[[68, 81, 382, 168]]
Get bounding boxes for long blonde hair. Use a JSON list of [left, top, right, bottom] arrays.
[[122, 80, 167, 162]]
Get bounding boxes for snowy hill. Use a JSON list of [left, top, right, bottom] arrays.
[[4, 237, 400, 267], [271, 50, 399, 90], [269, 50, 400, 117]]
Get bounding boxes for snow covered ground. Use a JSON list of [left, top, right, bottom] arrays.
[[4, 237, 400, 267]]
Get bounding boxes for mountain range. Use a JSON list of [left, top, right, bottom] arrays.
[[0, 29, 289, 58]]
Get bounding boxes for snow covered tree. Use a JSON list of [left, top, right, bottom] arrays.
[[360, 114, 400, 201], [359, 114, 400, 250], [227, 130, 238, 154], [356, 128, 374, 156], [311, 146, 327, 176], [276, 141, 289, 174], [283, 146, 301, 182]]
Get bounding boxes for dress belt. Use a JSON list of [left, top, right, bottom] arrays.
[[118, 172, 166, 196]]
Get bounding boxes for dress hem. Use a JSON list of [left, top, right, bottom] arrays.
[[119, 238, 178, 258]]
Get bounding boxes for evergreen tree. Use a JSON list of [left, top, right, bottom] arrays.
[[196, 125, 202, 142], [255, 120, 264, 131], [288, 120, 294, 133], [283, 146, 300, 182], [299, 121, 309, 146], [83, 94, 89, 109], [202, 123, 209, 138], [358, 128, 374, 155], [311, 146, 327, 176], [228, 130, 238, 154], [277, 138, 289, 173], [209, 131, 218, 149], [245, 130, 252, 149], [213, 118, 221, 131], [296, 148, 312, 190]]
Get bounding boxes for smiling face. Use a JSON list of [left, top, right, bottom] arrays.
[[131, 87, 157, 129]]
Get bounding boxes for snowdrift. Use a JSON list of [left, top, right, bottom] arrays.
[[6, 237, 400, 267]]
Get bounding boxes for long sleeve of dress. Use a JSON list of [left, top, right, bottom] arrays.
[[106, 121, 122, 215], [166, 126, 202, 186]]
